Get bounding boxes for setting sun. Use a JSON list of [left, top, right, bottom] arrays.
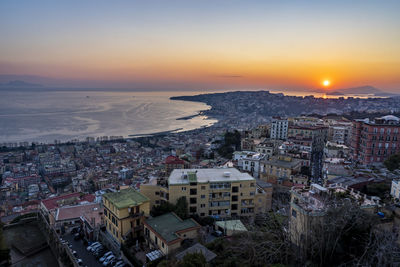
[[323, 80, 331, 87]]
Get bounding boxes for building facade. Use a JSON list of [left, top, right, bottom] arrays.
[[102, 188, 150, 244], [143, 212, 200, 255], [141, 168, 272, 218], [351, 115, 400, 165], [271, 117, 288, 140], [290, 183, 379, 248]]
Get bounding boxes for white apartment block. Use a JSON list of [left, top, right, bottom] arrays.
[[271, 117, 288, 140], [391, 180, 400, 200]]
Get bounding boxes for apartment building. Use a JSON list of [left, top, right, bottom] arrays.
[[289, 183, 379, 247], [260, 156, 302, 185], [351, 115, 400, 165], [165, 155, 189, 174], [391, 180, 400, 200], [102, 188, 150, 245], [271, 117, 288, 140], [141, 168, 272, 218], [234, 152, 265, 178], [288, 125, 328, 179]]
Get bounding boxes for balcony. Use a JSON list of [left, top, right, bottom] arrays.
[[134, 225, 143, 232], [129, 211, 144, 219]]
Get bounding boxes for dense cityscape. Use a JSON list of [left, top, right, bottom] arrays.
[[2, 0, 400, 266], [1, 91, 400, 266]]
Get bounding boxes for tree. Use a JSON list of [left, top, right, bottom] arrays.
[[384, 153, 400, 171], [179, 253, 207, 267], [175, 196, 189, 219], [0, 222, 10, 265], [216, 131, 242, 159], [150, 202, 175, 217], [300, 166, 311, 177]]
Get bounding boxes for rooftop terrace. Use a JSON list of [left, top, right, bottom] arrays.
[[169, 168, 254, 185], [291, 183, 379, 214], [103, 188, 149, 209]]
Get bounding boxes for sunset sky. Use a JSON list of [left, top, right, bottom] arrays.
[[1, 0, 399, 91]]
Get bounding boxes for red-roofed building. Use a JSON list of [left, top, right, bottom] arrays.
[[165, 155, 189, 174], [40, 192, 96, 227], [54, 203, 102, 231]]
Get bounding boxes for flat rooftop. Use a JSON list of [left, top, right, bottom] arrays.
[[263, 157, 301, 169], [169, 168, 255, 185], [144, 212, 199, 244], [103, 188, 149, 209]]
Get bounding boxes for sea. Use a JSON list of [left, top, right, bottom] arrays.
[[0, 88, 379, 144], [0, 89, 217, 144]]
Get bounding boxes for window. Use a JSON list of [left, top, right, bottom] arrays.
[[190, 188, 197, 195], [162, 242, 164, 248], [190, 206, 197, 213], [292, 209, 297, 218], [201, 186, 206, 190], [200, 204, 206, 208], [231, 204, 238, 210], [232, 186, 239, 193], [155, 191, 159, 195], [181, 187, 186, 191], [201, 195, 205, 199], [190, 198, 197, 204], [232, 195, 238, 201]]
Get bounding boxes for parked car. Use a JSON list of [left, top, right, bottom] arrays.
[[71, 227, 80, 234], [100, 251, 113, 263], [92, 245, 104, 254], [212, 230, 223, 237], [88, 243, 102, 252], [77, 259, 83, 266], [103, 255, 115, 266], [87, 242, 100, 251], [113, 260, 125, 267], [107, 259, 116, 267], [94, 248, 105, 258]]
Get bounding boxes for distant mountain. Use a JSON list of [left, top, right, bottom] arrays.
[[0, 80, 44, 88], [325, 85, 398, 97]]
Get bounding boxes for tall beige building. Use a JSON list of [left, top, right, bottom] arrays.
[[141, 168, 272, 218]]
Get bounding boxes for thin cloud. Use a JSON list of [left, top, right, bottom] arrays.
[[215, 75, 244, 78]]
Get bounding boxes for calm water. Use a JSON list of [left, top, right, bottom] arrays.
[[0, 90, 217, 143]]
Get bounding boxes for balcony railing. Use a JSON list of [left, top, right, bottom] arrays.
[[134, 225, 143, 232], [129, 211, 144, 218]]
